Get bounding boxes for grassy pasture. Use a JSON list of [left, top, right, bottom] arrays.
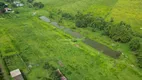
[[108, 0, 142, 34], [37, 0, 142, 35], [0, 13, 141, 80], [0, 0, 142, 80]]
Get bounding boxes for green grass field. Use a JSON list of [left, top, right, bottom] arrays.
[[108, 0, 142, 35], [0, 0, 142, 80], [0, 15, 141, 80], [37, 0, 142, 34]]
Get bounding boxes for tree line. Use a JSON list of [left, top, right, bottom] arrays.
[[52, 10, 142, 68], [74, 12, 142, 68]]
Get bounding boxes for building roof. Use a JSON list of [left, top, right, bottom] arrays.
[[10, 69, 22, 78], [61, 76, 67, 80]]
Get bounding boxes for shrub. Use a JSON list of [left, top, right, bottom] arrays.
[[129, 38, 141, 51], [75, 12, 94, 28], [5, 0, 14, 3], [15, 10, 20, 14], [62, 13, 74, 20], [0, 2, 5, 12], [109, 21, 132, 43], [11, 3, 17, 8], [33, 2, 44, 9], [27, 0, 34, 3], [137, 55, 142, 68], [92, 17, 107, 30]]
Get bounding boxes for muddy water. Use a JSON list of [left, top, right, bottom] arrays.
[[40, 16, 121, 59]]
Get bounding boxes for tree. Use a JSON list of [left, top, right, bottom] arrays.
[[5, 0, 14, 3], [129, 38, 140, 51], [75, 12, 94, 28], [62, 13, 74, 20], [0, 2, 6, 13], [137, 49, 142, 68], [92, 17, 107, 30], [109, 21, 132, 43], [0, 2, 5, 10], [27, 0, 34, 3], [137, 56, 142, 68], [33, 2, 44, 9]]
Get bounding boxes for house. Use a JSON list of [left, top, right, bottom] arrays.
[[0, 2, 12, 13], [56, 69, 67, 80], [4, 8, 12, 13], [13, 1, 24, 7], [10, 69, 24, 80]]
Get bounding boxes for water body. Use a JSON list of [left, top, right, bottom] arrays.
[[40, 16, 121, 59]]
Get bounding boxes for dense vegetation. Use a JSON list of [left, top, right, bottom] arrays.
[[129, 38, 141, 51], [74, 12, 142, 68], [47, 1, 142, 68], [0, 2, 6, 13], [27, 0, 34, 3], [0, 68, 4, 80], [33, 2, 44, 9]]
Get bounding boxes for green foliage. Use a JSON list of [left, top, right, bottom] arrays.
[[92, 17, 108, 30], [27, 0, 34, 3], [0, 2, 5, 12], [11, 3, 17, 8], [33, 2, 44, 9], [0, 0, 142, 79], [109, 0, 142, 36], [0, 68, 4, 80], [129, 38, 141, 51], [75, 12, 132, 43], [75, 12, 94, 28], [136, 48, 142, 68], [62, 13, 74, 20], [15, 10, 20, 14], [109, 21, 132, 43], [137, 57, 142, 68], [5, 0, 14, 3], [0, 2, 5, 7]]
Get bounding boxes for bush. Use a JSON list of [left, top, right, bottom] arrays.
[[92, 17, 107, 30], [0, 68, 4, 80], [27, 0, 34, 3], [129, 38, 141, 51], [62, 13, 74, 20], [5, 0, 14, 3], [137, 55, 142, 68], [15, 10, 20, 14], [0, 2, 5, 12], [109, 21, 132, 43], [33, 2, 44, 9], [11, 3, 17, 8], [75, 12, 94, 28]]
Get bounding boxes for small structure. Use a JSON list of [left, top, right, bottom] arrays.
[[4, 8, 12, 13], [13, 1, 24, 7], [56, 69, 67, 80], [10, 69, 24, 80], [0, 2, 10, 13]]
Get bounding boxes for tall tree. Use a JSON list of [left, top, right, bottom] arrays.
[[75, 12, 94, 28], [109, 21, 132, 43], [129, 38, 141, 51], [0, 2, 5, 13], [5, 0, 14, 3], [27, 0, 34, 3]]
